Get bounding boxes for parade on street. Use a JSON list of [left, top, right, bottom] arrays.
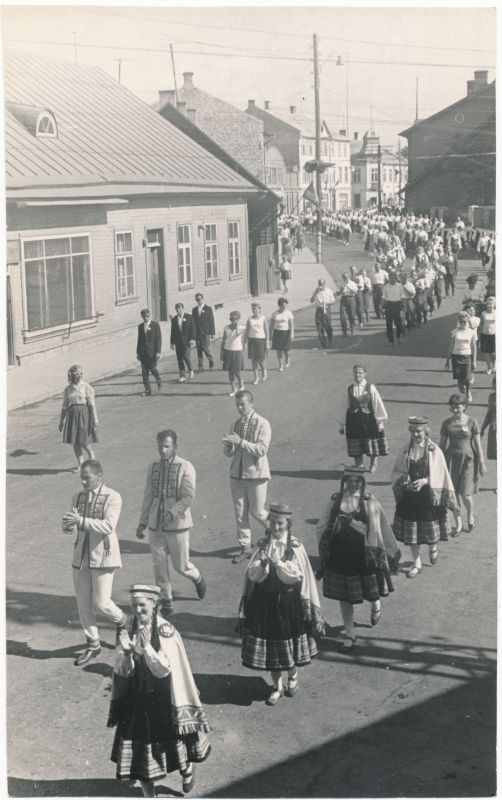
[[3, 6, 497, 800]]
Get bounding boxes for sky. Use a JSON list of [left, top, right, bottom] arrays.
[[1, 4, 497, 148]]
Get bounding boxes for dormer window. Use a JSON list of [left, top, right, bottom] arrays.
[[36, 112, 57, 138]]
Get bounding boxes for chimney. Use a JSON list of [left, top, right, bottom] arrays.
[[177, 101, 187, 115], [187, 108, 197, 124], [158, 89, 176, 107], [247, 99, 256, 109], [467, 69, 489, 95], [353, 131, 359, 140], [264, 100, 272, 110], [183, 71, 194, 89], [289, 105, 297, 114], [339, 129, 346, 137]]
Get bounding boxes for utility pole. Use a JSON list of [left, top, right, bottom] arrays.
[[398, 139, 402, 200], [170, 44, 179, 105], [313, 33, 322, 263], [345, 52, 349, 139], [377, 143, 382, 211]]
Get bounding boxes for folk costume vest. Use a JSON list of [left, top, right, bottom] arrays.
[[72, 485, 122, 569]]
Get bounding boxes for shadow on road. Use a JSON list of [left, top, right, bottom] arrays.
[[208, 674, 495, 798], [193, 672, 270, 706], [7, 467, 75, 476], [271, 468, 343, 481]]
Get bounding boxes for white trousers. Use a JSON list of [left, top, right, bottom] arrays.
[[72, 566, 124, 642], [230, 478, 269, 549], [149, 528, 201, 601]]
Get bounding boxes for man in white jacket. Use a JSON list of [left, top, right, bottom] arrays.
[[136, 429, 206, 616]]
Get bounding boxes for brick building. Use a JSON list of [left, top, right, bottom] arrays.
[[400, 71, 495, 218], [156, 72, 266, 182], [5, 54, 269, 371]]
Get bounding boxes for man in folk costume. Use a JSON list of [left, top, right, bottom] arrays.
[[238, 504, 324, 706], [137, 430, 206, 617], [222, 390, 271, 564], [108, 584, 211, 797], [316, 466, 400, 649], [62, 459, 127, 666], [391, 416, 459, 578]]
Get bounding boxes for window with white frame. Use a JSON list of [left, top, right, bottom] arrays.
[[228, 221, 241, 277], [204, 223, 219, 281], [177, 224, 193, 286], [23, 234, 92, 331], [36, 112, 57, 138], [115, 231, 136, 300]]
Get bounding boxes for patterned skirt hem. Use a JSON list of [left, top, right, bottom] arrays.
[[347, 436, 389, 457], [322, 570, 392, 604], [393, 514, 450, 544], [241, 631, 317, 671]]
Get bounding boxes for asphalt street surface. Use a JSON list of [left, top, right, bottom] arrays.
[[6, 236, 496, 798]]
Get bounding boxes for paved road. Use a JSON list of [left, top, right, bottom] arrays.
[[6, 236, 496, 797]]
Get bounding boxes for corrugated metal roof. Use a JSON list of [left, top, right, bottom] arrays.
[[4, 53, 257, 196]]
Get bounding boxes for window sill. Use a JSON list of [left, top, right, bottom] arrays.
[[22, 317, 98, 344], [205, 277, 221, 286], [229, 273, 242, 281], [115, 296, 139, 307], [179, 283, 195, 291]]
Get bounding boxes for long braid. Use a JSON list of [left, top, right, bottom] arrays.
[[283, 520, 294, 562], [151, 602, 161, 653]]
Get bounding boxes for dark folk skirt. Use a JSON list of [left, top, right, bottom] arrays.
[[111, 691, 210, 783], [242, 572, 317, 671], [393, 486, 450, 545], [62, 404, 98, 446], [346, 410, 389, 457], [322, 524, 394, 603]]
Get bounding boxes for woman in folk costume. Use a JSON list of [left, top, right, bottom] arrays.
[[238, 504, 324, 707], [339, 365, 389, 474], [316, 466, 400, 650], [392, 417, 458, 579], [108, 585, 211, 797]]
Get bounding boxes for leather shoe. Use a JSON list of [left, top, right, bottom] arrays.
[[74, 645, 101, 666], [195, 576, 207, 599], [182, 770, 194, 794]]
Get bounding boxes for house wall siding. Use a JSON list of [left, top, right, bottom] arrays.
[[7, 198, 249, 365]]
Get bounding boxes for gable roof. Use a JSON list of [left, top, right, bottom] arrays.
[[5, 52, 259, 200], [400, 81, 495, 137], [259, 108, 347, 141]]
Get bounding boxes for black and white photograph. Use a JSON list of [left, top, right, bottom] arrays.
[[3, 3, 497, 797]]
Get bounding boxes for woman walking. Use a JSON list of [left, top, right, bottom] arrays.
[[239, 504, 324, 706], [392, 416, 458, 577], [269, 297, 294, 372], [59, 364, 99, 472], [481, 376, 497, 467], [221, 311, 246, 396], [445, 311, 477, 401], [279, 253, 291, 294], [338, 365, 389, 473], [316, 467, 400, 649], [439, 393, 486, 534], [245, 303, 269, 385], [108, 584, 211, 797], [479, 296, 496, 374]]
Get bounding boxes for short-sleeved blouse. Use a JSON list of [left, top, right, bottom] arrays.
[[440, 416, 480, 458], [271, 309, 294, 331], [451, 327, 475, 355], [62, 380, 95, 410], [223, 324, 245, 351], [246, 315, 267, 339], [481, 311, 496, 336]]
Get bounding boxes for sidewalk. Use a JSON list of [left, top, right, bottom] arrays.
[[7, 246, 333, 411]]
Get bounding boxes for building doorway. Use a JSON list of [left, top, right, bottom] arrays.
[[145, 229, 167, 321]]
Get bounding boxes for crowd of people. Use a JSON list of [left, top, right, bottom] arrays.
[[55, 203, 496, 797]]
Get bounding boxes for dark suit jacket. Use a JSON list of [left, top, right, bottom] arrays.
[[170, 314, 195, 348], [192, 304, 216, 337], [137, 320, 162, 361]]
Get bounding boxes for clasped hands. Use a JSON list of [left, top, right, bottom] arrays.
[[222, 433, 242, 447], [119, 627, 149, 654]]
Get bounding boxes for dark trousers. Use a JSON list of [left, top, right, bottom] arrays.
[[315, 307, 332, 348], [340, 296, 356, 335], [414, 295, 428, 325], [426, 287, 435, 314], [372, 284, 384, 318], [354, 292, 363, 324], [175, 344, 192, 376], [140, 358, 161, 394], [362, 289, 371, 322], [444, 273, 455, 296], [384, 301, 403, 343], [196, 334, 214, 368]]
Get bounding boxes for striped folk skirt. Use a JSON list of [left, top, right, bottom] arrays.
[[241, 579, 317, 672], [393, 488, 450, 546], [346, 410, 389, 458]]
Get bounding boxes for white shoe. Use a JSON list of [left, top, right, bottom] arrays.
[[279, 366, 284, 372], [178, 377, 186, 383], [189, 370, 195, 379], [285, 361, 290, 368], [252, 379, 260, 385], [229, 390, 236, 397]]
